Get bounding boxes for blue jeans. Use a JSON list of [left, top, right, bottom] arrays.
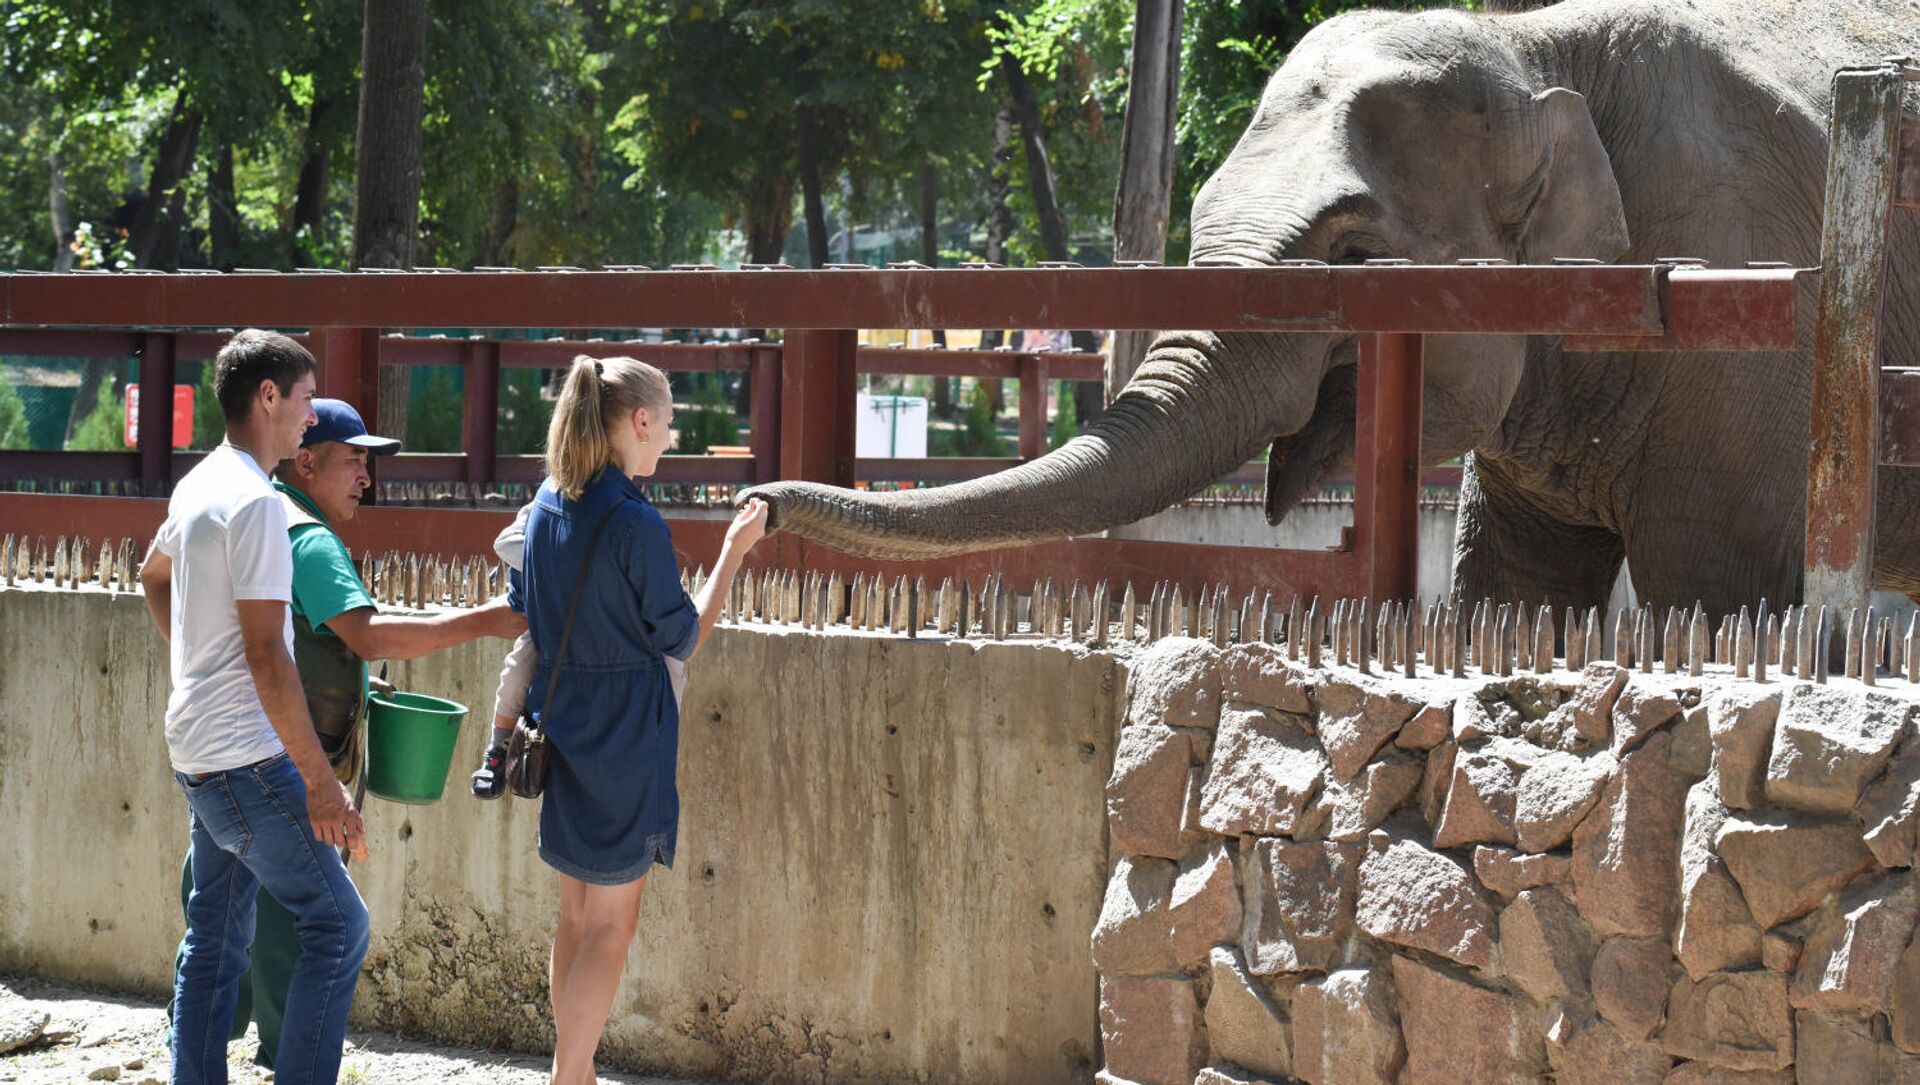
[[170, 753, 369, 1085]]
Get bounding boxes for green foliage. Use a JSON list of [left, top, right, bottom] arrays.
[[65, 381, 126, 452], [497, 368, 553, 457], [937, 379, 1007, 456], [673, 376, 740, 454], [1048, 379, 1078, 449], [0, 370, 30, 450], [189, 363, 224, 449], [406, 368, 466, 454]]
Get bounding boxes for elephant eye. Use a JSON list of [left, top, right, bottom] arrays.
[[1330, 240, 1386, 265]]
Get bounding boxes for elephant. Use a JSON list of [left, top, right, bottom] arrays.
[[744, 0, 1920, 619]]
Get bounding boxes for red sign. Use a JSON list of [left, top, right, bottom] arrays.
[[124, 384, 195, 449]]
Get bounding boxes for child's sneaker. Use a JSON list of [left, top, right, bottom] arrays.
[[471, 742, 508, 799]]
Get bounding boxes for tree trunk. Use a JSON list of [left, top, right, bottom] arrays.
[[48, 151, 72, 272], [798, 105, 830, 268], [125, 99, 201, 270], [980, 103, 1015, 411], [921, 161, 951, 412], [292, 94, 336, 261], [744, 170, 795, 266], [1001, 56, 1068, 261], [352, 0, 431, 440], [207, 144, 240, 271], [478, 179, 519, 267], [1109, 0, 1183, 401], [69, 97, 199, 443]]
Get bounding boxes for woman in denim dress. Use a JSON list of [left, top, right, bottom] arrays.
[[509, 354, 766, 1085]]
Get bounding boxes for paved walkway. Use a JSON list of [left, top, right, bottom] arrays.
[[0, 975, 710, 1085]]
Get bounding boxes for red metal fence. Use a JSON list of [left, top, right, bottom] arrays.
[[0, 261, 1808, 602]]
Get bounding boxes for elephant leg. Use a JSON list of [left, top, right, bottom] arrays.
[[1618, 489, 1801, 622], [1451, 453, 1625, 611]]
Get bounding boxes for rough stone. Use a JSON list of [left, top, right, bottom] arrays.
[[1760, 932, 1800, 973], [1614, 679, 1685, 756], [1894, 926, 1920, 1054], [1572, 663, 1630, 746], [1791, 1009, 1884, 1085], [1514, 748, 1615, 853], [1592, 936, 1673, 1041], [1670, 704, 1713, 781], [1472, 845, 1572, 902], [0, 1000, 50, 1055], [1573, 731, 1690, 939], [1093, 847, 1241, 975], [1199, 706, 1327, 836], [1205, 947, 1292, 1082], [1765, 684, 1913, 816], [1396, 700, 1451, 752], [1453, 695, 1511, 743], [1108, 724, 1200, 860], [1240, 839, 1361, 976], [1432, 744, 1522, 849], [1858, 736, 1920, 870], [1417, 739, 1456, 827], [1548, 1013, 1671, 1085], [1789, 872, 1919, 1014], [1660, 971, 1793, 1072], [1706, 687, 1782, 811], [1676, 778, 1763, 979], [1312, 677, 1421, 781], [1293, 968, 1404, 1085], [1356, 837, 1497, 971], [1716, 813, 1876, 929], [1099, 975, 1208, 1085], [1222, 642, 1313, 715], [1499, 886, 1595, 1003], [1323, 755, 1423, 843], [1662, 1065, 1794, 1084], [1390, 955, 1544, 1084], [1128, 636, 1223, 730], [1189, 1068, 1280, 1085]]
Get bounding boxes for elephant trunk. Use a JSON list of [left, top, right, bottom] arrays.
[[742, 331, 1322, 560]]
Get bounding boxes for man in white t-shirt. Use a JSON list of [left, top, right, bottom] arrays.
[[138, 329, 369, 1085]]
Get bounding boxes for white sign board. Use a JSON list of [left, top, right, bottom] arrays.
[[855, 394, 928, 459]]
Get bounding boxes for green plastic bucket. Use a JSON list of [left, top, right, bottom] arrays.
[[365, 691, 468, 804]]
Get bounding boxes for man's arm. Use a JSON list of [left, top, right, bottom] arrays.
[[138, 548, 173, 643], [324, 596, 526, 662], [235, 599, 367, 859]]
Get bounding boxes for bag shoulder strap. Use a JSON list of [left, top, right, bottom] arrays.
[[533, 501, 620, 725]]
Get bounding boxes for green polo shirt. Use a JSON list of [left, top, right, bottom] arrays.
[[274, 481, 375, 700]]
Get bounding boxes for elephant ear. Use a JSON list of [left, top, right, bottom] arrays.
[[1511, 88, 1630, 263]]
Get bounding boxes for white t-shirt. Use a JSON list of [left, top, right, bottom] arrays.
[[152, 443, 295, 774]]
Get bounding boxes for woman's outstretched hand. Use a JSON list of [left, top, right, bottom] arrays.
[[726, 497, 769, 554]]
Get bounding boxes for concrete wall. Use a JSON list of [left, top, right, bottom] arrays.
[[0, 585, 1126, 1085]]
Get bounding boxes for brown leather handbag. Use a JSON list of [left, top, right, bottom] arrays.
[[504, 503, 618, 800]]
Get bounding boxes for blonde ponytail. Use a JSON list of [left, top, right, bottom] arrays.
[[544, 355, 674, 499]]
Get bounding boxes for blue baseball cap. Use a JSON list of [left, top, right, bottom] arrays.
[[302, 398, 402, 455]]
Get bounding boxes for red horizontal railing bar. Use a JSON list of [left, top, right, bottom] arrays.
[[378, 453, 757, 485], [0, 326, 1107, 382], [1, 264, 1771, 335], [856, 457, 1023, 482], [0, 494, 1367, 601]]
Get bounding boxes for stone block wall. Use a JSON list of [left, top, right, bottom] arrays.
[[1098, 637, 1920, 1085]]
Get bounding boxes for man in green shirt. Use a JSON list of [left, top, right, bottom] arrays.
[[173, 398, 524, 1069]]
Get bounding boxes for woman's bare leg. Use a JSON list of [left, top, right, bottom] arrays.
[[550, 873, 645, 1085]]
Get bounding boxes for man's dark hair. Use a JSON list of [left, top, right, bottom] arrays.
[[213, 329, 317, 425]]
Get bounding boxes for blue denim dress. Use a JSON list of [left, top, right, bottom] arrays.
[[508, 465, 698, 884]]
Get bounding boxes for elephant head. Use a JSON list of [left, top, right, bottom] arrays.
[[742, 9, 1629, 560]]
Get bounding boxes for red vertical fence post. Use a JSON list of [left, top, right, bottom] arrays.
[[749, 345, 783, 485], [1804, 63, 1901, 617], [1352, 332, 1424, 603], [312, 327, 382, 499], [780, 330, 858, 486], [137, 332, 177, 495], [1018, 353, 1050, 460], [462, 340, 501, 487]]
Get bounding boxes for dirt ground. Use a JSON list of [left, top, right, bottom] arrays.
[[0, 974, 708, 1085]]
